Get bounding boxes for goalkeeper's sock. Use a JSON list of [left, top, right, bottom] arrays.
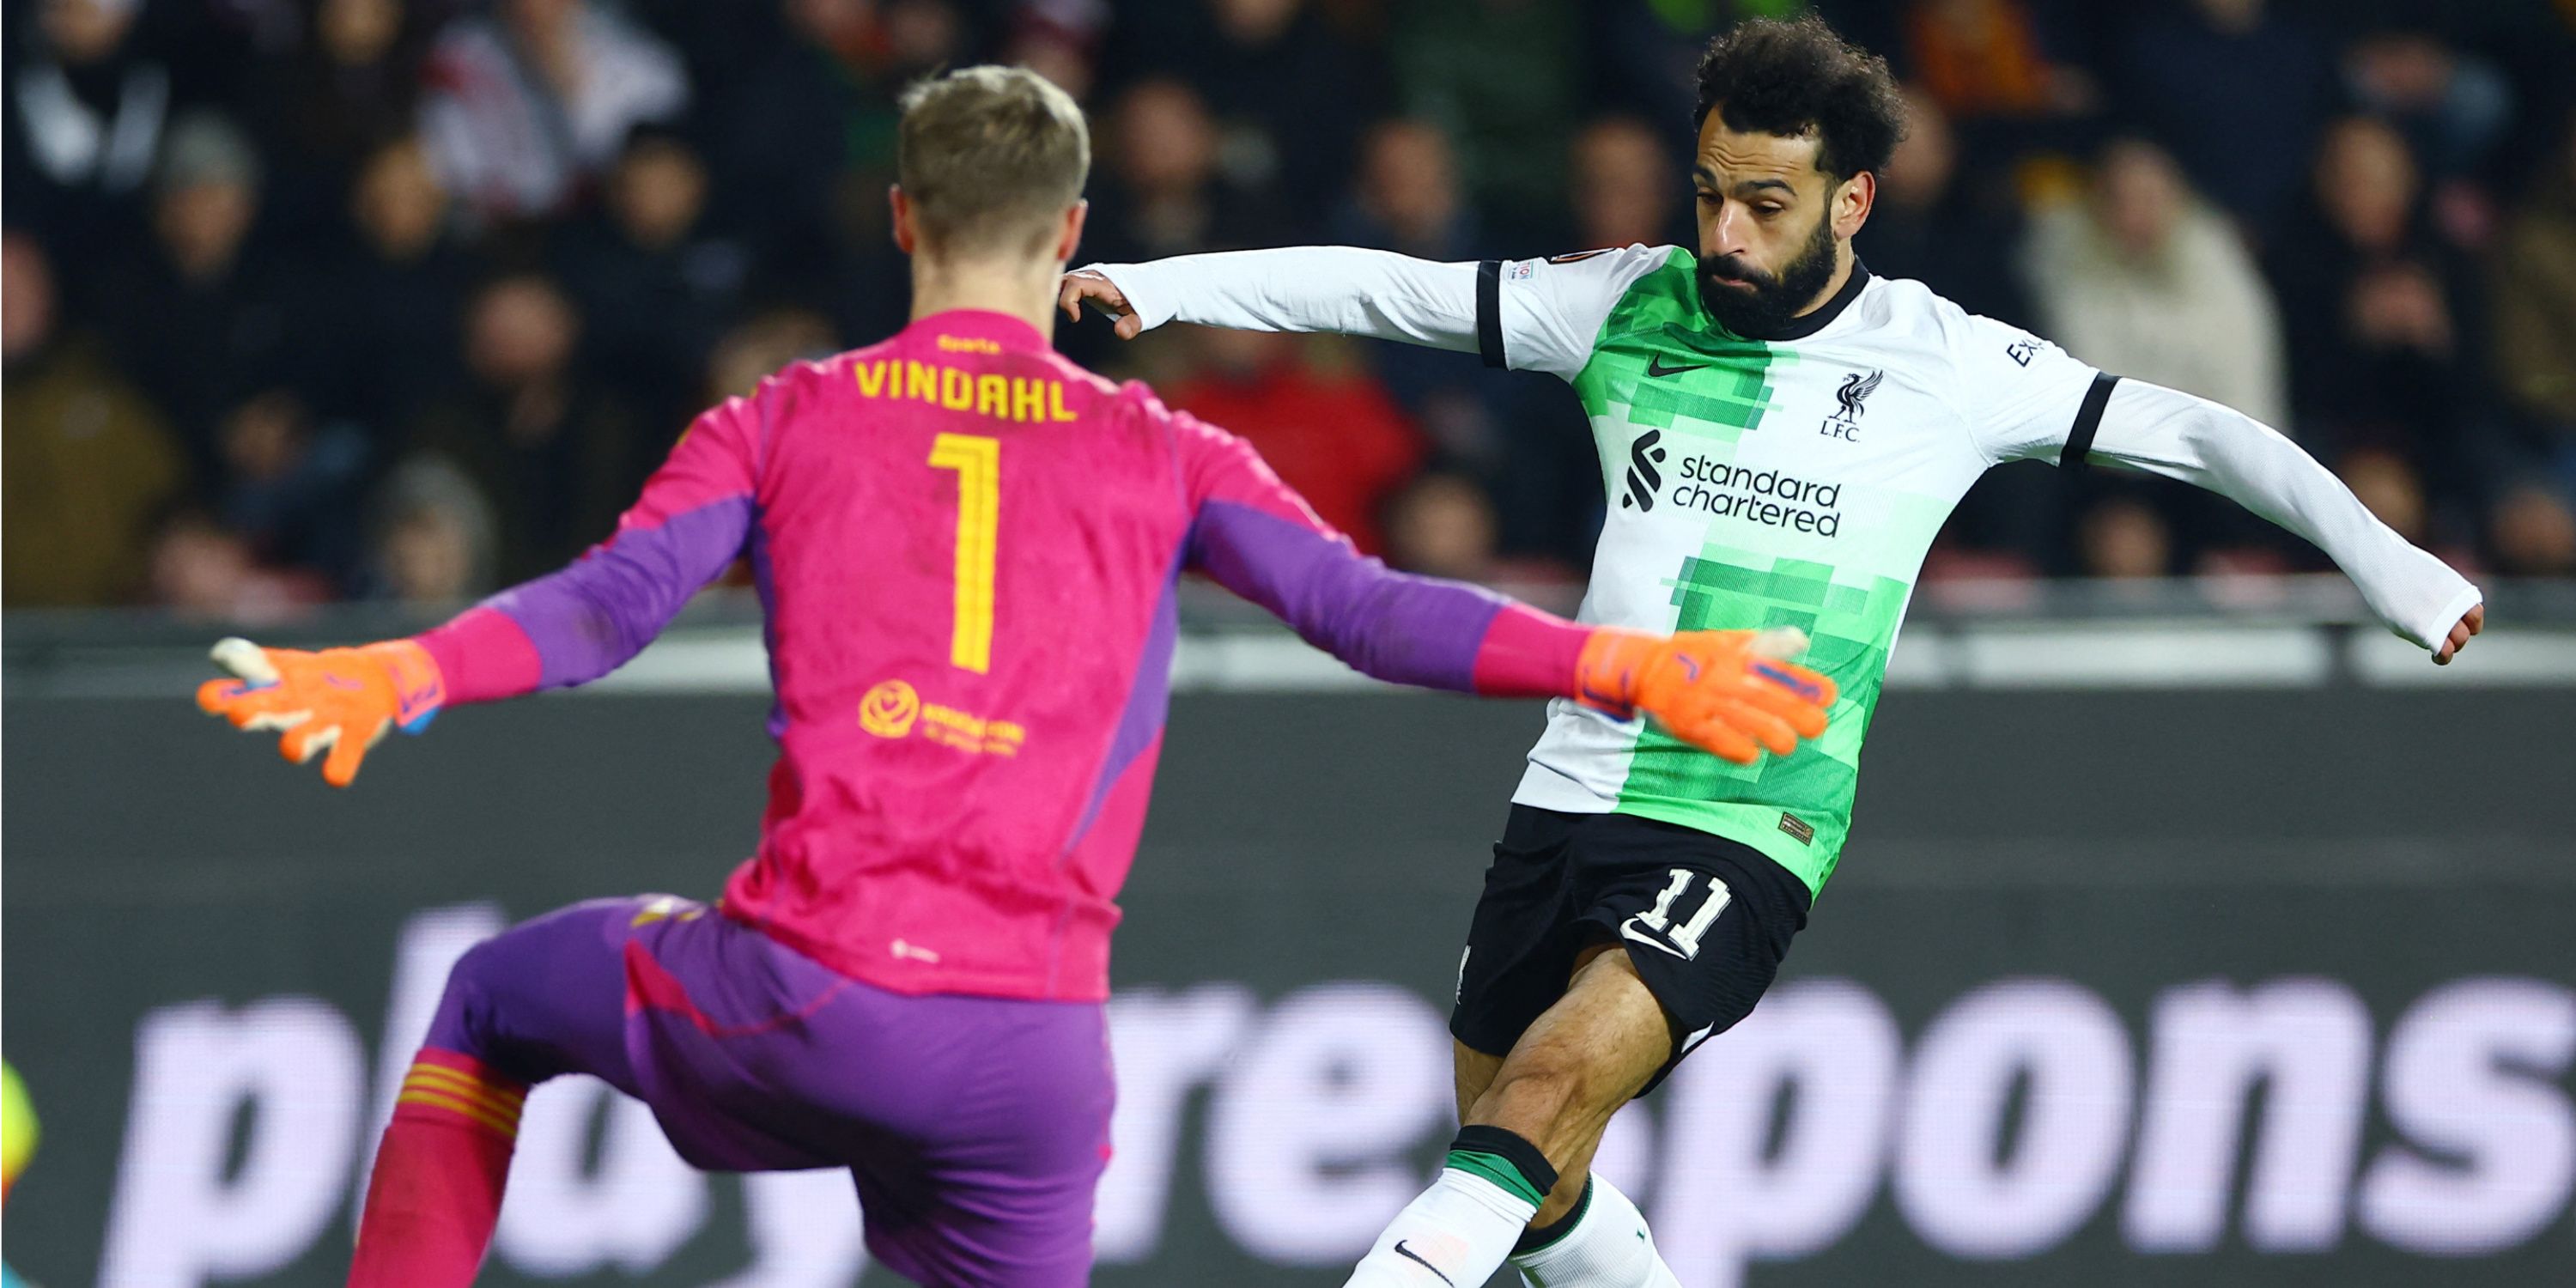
[[1344, 1126, 1557, 1287], [348, 1049, 526, 1288], [1509, 1174, 1680, 1287]]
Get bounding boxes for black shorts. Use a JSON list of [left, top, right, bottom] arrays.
[[1449, 805, 1811, 1092]]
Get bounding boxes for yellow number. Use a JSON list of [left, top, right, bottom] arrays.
[[928, 434, 999, 673]]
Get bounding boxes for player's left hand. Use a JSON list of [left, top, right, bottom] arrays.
[[195, 637, 446, 787], [2433, 603, 2484, 665]]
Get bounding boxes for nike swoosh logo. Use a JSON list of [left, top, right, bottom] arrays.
[[1393, 1242, 1455, 1286], [1646, 355, 1716, 378], [1619, 919, 1688, 958]]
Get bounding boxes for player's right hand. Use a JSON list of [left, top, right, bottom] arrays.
[[1575, 627, 1836, 765], [2433, 602, 2484, 665], [1058, 270, 1145, 339], [195, 637, 446, 787]]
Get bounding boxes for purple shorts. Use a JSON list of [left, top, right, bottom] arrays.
[[424, 896, 1115, 1286]]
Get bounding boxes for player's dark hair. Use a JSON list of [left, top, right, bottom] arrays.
[[1692, 15, 1905, 181]]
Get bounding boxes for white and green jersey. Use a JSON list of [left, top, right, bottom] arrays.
[[1090, 244, 2482, 897]]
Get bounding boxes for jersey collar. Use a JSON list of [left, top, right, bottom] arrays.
[[908, 308, 1052, 352], [1734, 258, 1872, 343]]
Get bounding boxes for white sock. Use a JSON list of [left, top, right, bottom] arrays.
[[1510, 1175, 1680, 1288], [1344, 1167, 1540, 1287]]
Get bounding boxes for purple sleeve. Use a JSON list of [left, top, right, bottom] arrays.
[[427, 387, 768, 696], [483, 498, 756, 690], [1187, 500, 1512, 691], [1158, 401, 1591, 697]]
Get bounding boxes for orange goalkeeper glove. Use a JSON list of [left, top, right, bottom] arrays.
[[195, 636, 446, 787], [1575, 626, 1836, 765]]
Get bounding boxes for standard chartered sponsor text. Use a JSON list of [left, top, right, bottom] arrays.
[[1672, 455, 1844, 535]]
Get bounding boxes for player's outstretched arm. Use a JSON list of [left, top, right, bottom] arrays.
[[1062, 244, 1659, 380], [1063, 247, 1481, 349], [1172, 410, 1832, 762], [196, 386, 772, 785], [2087, 380, 2485, 662]]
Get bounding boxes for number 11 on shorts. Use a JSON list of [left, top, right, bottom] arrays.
[[1622, 867, 1731, 960]]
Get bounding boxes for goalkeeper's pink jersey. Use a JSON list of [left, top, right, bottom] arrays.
[[414, 310, 1589, 1001]]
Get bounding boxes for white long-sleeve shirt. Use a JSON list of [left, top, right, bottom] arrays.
[[1084, 245, 2482, 893]]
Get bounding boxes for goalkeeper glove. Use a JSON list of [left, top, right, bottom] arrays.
[[195, 636, 446, 787], [1576, 627, 1835, 764]]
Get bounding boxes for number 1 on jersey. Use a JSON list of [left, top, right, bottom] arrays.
[[929, 434, 999, 673]]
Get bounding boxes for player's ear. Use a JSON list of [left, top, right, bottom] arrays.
[[1053, 199, 1088, 266], [890, 185, 918, 256], [1833, 170, 1875, 240]]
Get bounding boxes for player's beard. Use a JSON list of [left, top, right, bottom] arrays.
[[1696, 209, 1841, 338]]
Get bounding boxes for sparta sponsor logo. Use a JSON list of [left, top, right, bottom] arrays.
[[859, 677, 1025, 756]]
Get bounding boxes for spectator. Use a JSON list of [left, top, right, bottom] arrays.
[[1331, 118, 1479, 263], [1085, 77, 1274, 264], [1390, 0, 1581, 243], [720, 0, 899, 269], [1326, 119, 1516, 505], [2269, 118, 2482, 495], [2076, 494, 2175, 580], [3, 230, 184, 607], [999, 3, 1106, 105], [2021, 138, 2290, 431], [2492, 110, 2576, 485], [2112, 0, 2337, 236], [1870, 85, 2056, 567], [2490, 483, 2576, 576], [1383, 471, 1500, 580], [94, 112, 318, 471], [560, 126, 750, 434], [418, 0, 690, 222], [2338, 445, 2432, 547], [407, 272, 643, 580], [211, 388, 374, 589], [1113, 0, 1388, 229], [3, 0, 172, 259], [2025, 138, 2297, 572], [1166, 329, 1425, 555], [1585, 0, 1814, 132], [146, 506, 330, 623], [248, 0, 431, 240], [2341, 26, 2515, 182], [327, 134, 470, 428], [1860, 86, 2033, 328], [368, 455, 501, 605], [877, 0, 970, 77], [706, 307, 841, 404], [1566, 116, 1686, 252], [1901, 0, 2097, 122]]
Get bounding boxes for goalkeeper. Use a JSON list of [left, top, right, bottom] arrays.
[[1061, 16, 2483, 1288]]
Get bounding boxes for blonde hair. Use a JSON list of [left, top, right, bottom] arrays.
[[896, 66, 1091, 257]]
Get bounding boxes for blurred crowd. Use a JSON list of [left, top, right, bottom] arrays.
[[6, 0, 2575, 619]]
